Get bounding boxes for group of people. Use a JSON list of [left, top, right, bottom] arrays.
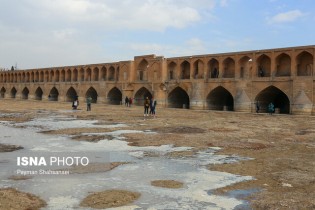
[[255, 101, 275, 115], [144, 96, 157, 118], [124, 96, 133, 107], [72, 96, 92, 111]]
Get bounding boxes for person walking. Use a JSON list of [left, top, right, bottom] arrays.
[[144, 97, 150, 117], [268, 102, 274, 115], [129, 97, 133, 107], [86, 96, 92, 111], [150, 97, 157, 118], [125, 96, 129, 107], [72, 97, 79, 110]]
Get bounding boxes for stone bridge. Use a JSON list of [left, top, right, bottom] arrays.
[[1, 45, 314, 115]]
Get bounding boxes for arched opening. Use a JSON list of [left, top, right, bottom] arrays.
[[85, 68, 92, 81], [48, 87, 59, 101], [79, 68, 84, 81], [22, 87, 29, 99], [137, 59, 149, 81], [134, 87, 152, 106], [44, 71, 49, 82], [85, 87, 98, 103], [297, 51, 313, 76], [0, 87, 6, 98], [107, 87, 122, 105], [101, 67, 107, 81], [49, 71, 54, 82], [73, 69, 78, 82], [40, 71, 44, 82], [239, 56, 251, 78], [276, 53, 291, 76], [223, 57, 235, 78], [55, 70, 60, 82], [168, 62, 176, 80], [168, 87, 190, 109], [208, 58, 219, 78], [11, 87, 17, 98], [108, 66, 115, 81], [257, 54, 271, 77], [66, 69, 71, 82], [66, 87, 78, 102], [93, 67, 99, 81], [255, 86, 290, 114], [180, 61, 190, 79], [35, 72, 39, 82], [207, 86, 234, 111], [35, 87, 43, 100], [60, 70, 65, 82], [193, 59, 204, 79], [26, 72, 30, 82]]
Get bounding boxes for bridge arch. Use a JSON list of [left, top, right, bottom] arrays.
[[134, 87, 152, 106], [85, 87, 98, 103], [66, 87, 78, 102], [206, 86, 234, 111], [296, 51, 313, 76], [239, 56, 252, 78], [48, 87, 59, 101], [0, 87, 5, 98], [223, 57, 235, 78], [107, 87, 122, 105], [208, 58, 219, 78], [22, 87, 29, 99], [276, 53, 291, 76], [10, 87, 17, 98], [255, 86, 290, 114], [168, 86, 190, 109], [35, 87, 43, 100], [257, 54, 271, 77], [180, 60, 190, 79], [168, 62, 177, 80]]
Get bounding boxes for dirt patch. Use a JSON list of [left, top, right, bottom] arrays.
[[153, 126, 205, 134], [71, 134, 114, 142], [166, 150, 196, 158], [67, 162, 128, 174], [80, 189, 141, 209], [0, 188, 46, 210], [0, 144, 23, 152], [8, 175, 33, 181], [151, 180, 184, 189]]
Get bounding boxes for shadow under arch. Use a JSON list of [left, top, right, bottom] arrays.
[[168, 87, 190, 109], [66, 87, 78, 102], [255, 86, 290, 114], [49, 87, 59, 101], [206, 86, 234, 111], [107, 87, 122, 105], [134, 87, 152, 106], [0, 87, 5, 98], [86, 87, 98, 103], [22, 87, 29, 100], [35, 87, 43, 100], [11, 87, 17, 98]]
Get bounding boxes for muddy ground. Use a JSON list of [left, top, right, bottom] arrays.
[[0, 100, 315, 209]]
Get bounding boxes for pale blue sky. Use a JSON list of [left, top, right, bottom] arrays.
[[0, 0, 314, 69]]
